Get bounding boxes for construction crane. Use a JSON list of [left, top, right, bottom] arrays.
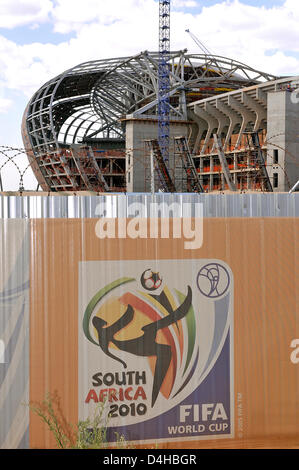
[[185, 29, 213, 56], [158, 0, 171, 165]]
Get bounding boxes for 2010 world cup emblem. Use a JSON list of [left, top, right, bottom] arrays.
[[79, 259, 234, 445]]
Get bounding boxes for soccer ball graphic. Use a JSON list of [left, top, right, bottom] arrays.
[[141, 269, 162, 291]]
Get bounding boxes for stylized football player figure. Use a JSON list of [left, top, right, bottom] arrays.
[[92, 285, 192, 407]]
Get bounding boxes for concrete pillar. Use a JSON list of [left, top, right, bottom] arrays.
[[124, 116, 192, 192]]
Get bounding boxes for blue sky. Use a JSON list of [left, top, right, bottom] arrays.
[[0, 0, 298, 189], [178, 0, 285, 12], [0, 23, 75, 45]]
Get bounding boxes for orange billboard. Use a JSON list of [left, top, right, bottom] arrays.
[[29, 217, 299, 449]]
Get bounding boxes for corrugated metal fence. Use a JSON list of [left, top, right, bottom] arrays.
[[0, 193, 298, 219], [0, 193, 298, 449]]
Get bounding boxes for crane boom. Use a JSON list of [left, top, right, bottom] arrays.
[[185, 29, 212, 56]]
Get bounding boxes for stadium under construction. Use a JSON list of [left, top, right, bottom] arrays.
[[21, 50, 299, 194], [1, 1, 299, 451]]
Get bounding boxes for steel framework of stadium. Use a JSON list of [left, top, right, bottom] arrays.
[[22, 50, 278, 191]]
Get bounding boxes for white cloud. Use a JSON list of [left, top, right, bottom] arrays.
[[171, 0, 299, 75], [0, 0, 52, 29], [0, 1, 160, 96], [0, 0, 299, 101], [0, 97, 12, 113], [51, 0, 156, 34], [172, 0, 197, 7]]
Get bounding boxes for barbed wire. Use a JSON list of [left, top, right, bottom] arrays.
[[0, 139, 297, 193], [0, 146, 36, 192]]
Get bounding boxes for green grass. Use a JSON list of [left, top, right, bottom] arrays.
[[29, 391, 134, 449]]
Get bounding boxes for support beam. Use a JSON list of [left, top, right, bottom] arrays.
[[194, 105, 218, 154], [187, 109, 208, 154], [228, 95, 256, 149], [205, 102, 229, 151], [215, 100, 242, 151], [289, 179, 299, 194], [88, 147, 110, 192], [213, 134, 237, 191], [242, 93, 267, 131]]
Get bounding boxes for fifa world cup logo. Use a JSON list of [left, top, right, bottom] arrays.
[[84, 269, 192, 407]]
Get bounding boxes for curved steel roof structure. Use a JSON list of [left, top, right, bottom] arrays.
[[22, 50, 278, 191]]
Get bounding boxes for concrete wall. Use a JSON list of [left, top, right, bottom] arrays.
[[267, 90, 299, 192], [125, 117, 192, 192]]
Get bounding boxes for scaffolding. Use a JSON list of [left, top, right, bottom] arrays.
[[145, 139, 176, 192], [189, 128, 275, 192], [174, 136, 204, 193], [37, 146, 127, 192], [245, 132, 273, 192]]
